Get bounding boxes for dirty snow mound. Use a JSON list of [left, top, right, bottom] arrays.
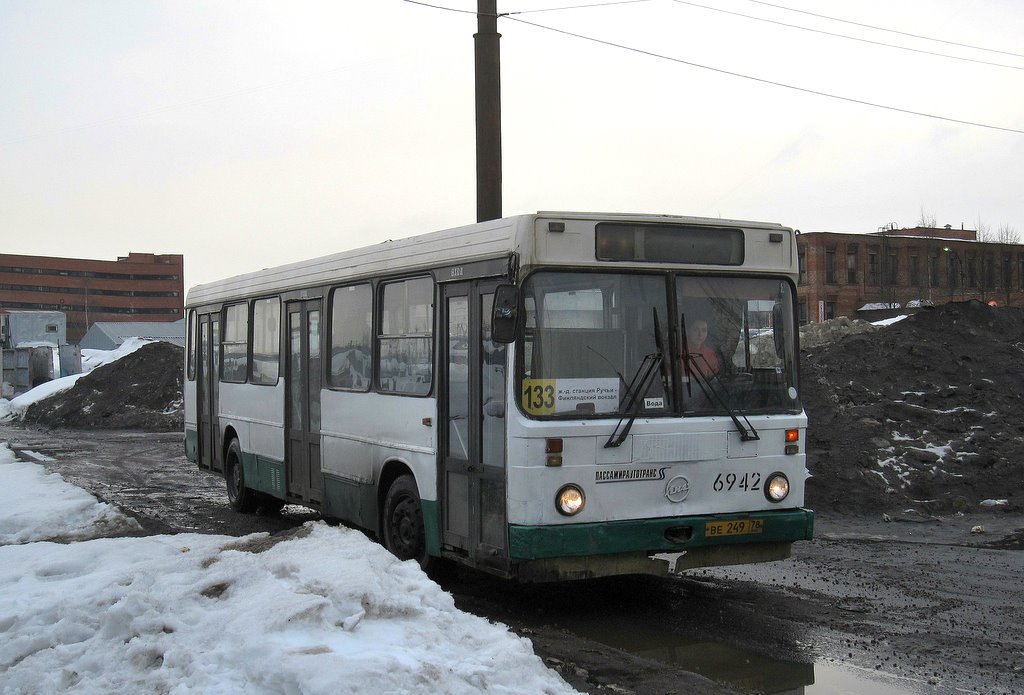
[[799, 316, 878, 349], [801, 301, 1024, 516], [22, 342, 183, 431]]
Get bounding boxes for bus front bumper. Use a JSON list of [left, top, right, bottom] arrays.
[[509, 507, 814, 562]]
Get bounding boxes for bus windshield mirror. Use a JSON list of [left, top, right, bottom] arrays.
[[604, 352, 662, 448], [491, 284, 519, 343]]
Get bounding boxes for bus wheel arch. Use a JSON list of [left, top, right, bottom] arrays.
[[224, 435, 257, 513], [379, 464, 430, 570]]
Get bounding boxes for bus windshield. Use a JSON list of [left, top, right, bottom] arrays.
[[518, 271, 799, 418]]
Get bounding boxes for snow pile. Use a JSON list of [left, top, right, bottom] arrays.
[[0, 448, 577, 695], [799, 316, 878, 349], [0, 443, 142, 544], [802, 301, 1024, 515], [80, 337, 155, 373], [0, 339, 154, 423]]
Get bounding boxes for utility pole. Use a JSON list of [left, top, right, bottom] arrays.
[[475, 0, 502, 222]]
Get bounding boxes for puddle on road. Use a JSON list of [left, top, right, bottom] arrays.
[[571, 620, 935, 695]]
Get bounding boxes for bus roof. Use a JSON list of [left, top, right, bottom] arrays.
[[186, 212, 793, 307]]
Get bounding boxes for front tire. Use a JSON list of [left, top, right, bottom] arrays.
[[382, 475, 431, 570], [225, 439, 257, 513]]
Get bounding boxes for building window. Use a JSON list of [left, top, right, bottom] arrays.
[[984, 254, 995, 289], [868, 252, 879, 285], [798, 300, 808, 325], [825, 298, 837, 320], [330, 283, 373, 390], [846, 246, 857, 284], [967, 255, 978, 288], [1002, 255, 1012, 291], [825, 248, 836, 284], [221, 302, 249, 383], [1019, 255, 1024, 290], [909, 255, 920, 287], [251, 297, 280, 385], [378, 277, 433, 395], [929, 255, 940, 288], [797, 246, 807, 285], [886, 253, 899, 285]]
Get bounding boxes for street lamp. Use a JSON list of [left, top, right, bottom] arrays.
[[942, 247, 965, 301]]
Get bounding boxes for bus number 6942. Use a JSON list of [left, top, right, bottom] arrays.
[[713, 471, 761, 492]]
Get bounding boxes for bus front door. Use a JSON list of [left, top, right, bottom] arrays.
[[286, 300, 323, 506], [442, 281, 508, 571], [197, 314, 221, 473]]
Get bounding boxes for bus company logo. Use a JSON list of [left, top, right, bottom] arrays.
[[665, 475, 690, 503], [595, 467, 668, 484]]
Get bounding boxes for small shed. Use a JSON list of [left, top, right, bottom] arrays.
[[79, 320, 186, 350], [0, 310, 66, 348]]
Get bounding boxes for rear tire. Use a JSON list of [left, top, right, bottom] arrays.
[[382, 475, 432, 571], [225, 439, 257, 513]]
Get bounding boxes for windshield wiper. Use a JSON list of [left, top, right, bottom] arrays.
[[681, 354, 759, 441], [680, 312, 759, 442], [604, 352, 662, 448]]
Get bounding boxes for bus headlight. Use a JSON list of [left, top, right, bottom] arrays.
[[764, 473, 790, 502], [556, 484, 585, 516]]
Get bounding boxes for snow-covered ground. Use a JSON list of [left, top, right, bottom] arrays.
[[0, 338, 575, 694], [0, 441, 577, 694]]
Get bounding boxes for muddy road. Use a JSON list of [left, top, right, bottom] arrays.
[[3, 424, 1022, 695]]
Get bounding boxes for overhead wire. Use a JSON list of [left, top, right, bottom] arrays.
[[668, 0, 1024, 72], [502, 15, 1024, 135], [503, 0, 655, 15], [400, 0, 654, 16], [401, 0, 1023, 134], [745, 0, 1024, 60]]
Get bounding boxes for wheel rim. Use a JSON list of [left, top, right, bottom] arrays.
[[228, 457, 242, 502], [388, 495, 423, 560]]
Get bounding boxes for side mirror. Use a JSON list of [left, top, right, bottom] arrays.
[[492, 284, 520, 344]]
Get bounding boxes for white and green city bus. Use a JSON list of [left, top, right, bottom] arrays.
[[184, 212, 813, 581]]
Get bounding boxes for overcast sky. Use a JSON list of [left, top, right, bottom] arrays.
[[2, 0, 1022, 290]]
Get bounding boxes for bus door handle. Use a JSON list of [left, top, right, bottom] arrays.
[[466, 464, 479, 473]]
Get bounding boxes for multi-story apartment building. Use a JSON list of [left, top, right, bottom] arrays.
[[0, 252, 184, 343], [796, 226, 1024, 323]]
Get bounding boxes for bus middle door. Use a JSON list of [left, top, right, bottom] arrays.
[[197, 314, 221, 473], [285, 300, 324, 506], [442, 280, 508, 571]]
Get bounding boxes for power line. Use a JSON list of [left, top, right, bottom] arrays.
[[400, 0, 654, 17], [400, 0, 478, 15], [504, 0, 655, 15], [669, 0, 1024, 72], [746, 0, 1024, 60], [504, 16, 1024, 135]]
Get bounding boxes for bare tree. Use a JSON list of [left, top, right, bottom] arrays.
[[997, 224, 1020, 244], [917, 209, 937, 228], [976, 217, 993, 242]]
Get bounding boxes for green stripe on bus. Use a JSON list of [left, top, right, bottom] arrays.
[[508, 508, 814, 561], [240, 451, 285, 498], [184, 429, 198, 462]]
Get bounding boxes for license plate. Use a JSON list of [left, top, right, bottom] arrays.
[[705, 519, 764, 537]]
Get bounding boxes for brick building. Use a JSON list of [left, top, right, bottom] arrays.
[[796, 226, 1024, 323], [0, 252, 184, 343]]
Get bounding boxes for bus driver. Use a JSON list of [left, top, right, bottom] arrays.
[[683, 318, 720, 379]]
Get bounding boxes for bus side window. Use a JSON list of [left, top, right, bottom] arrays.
[[378, 277, 433, 395]]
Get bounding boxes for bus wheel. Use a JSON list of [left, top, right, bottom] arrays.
[[382, 475, 430, 570], [225, 439, 257, 513]]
